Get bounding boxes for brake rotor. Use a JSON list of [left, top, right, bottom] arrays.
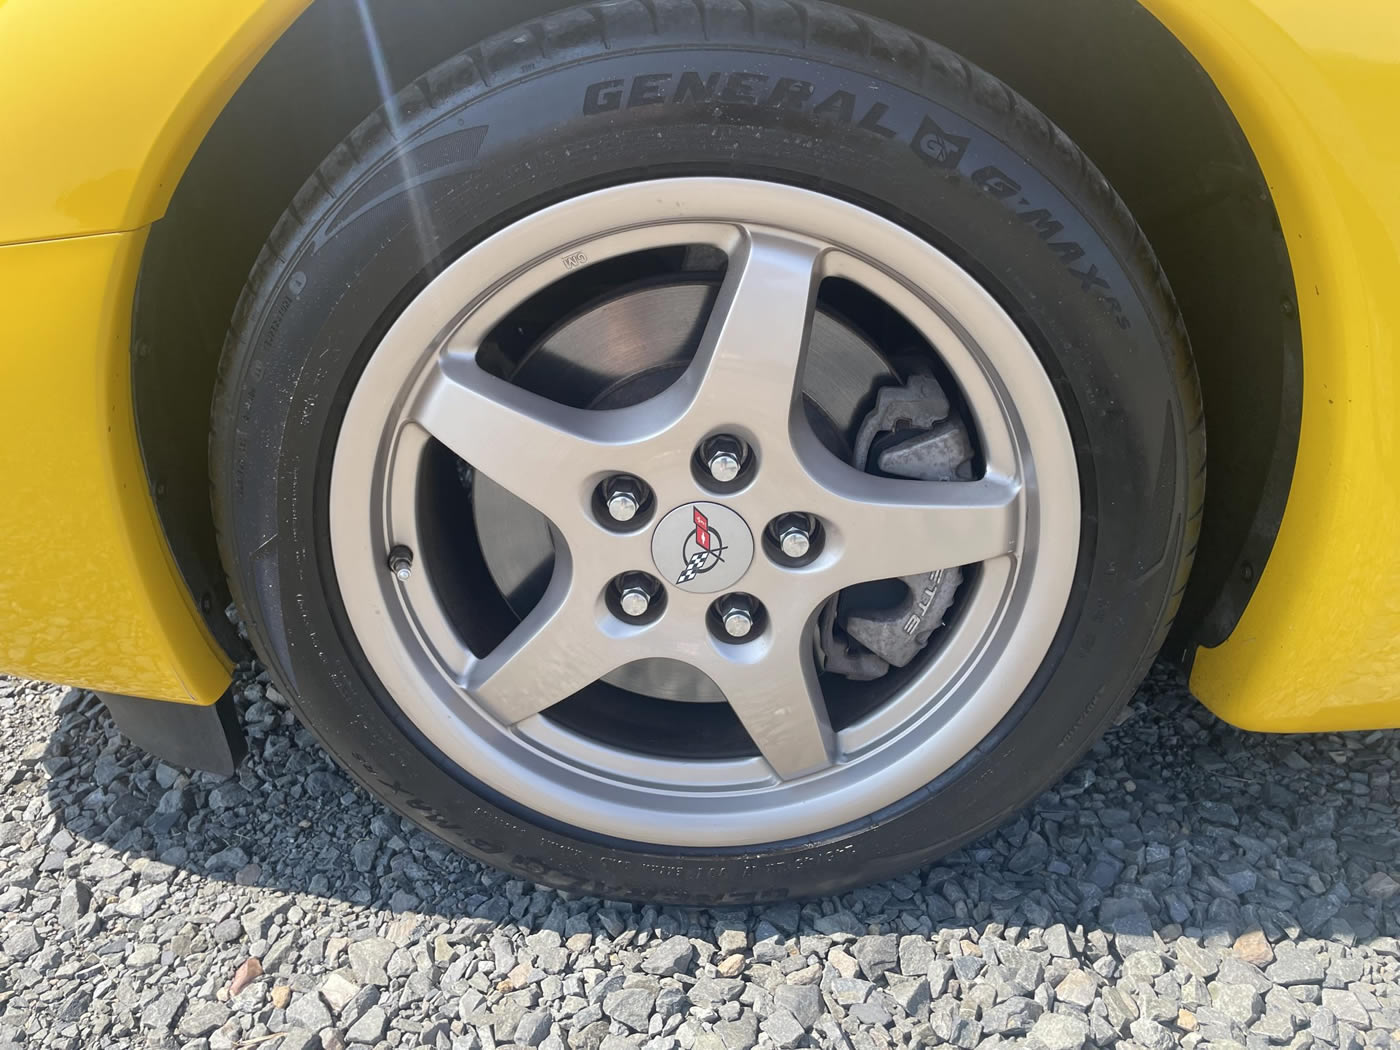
[[473, 279, 896, 702]]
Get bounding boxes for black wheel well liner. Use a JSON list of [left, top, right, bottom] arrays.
[[132, 0, 1300, 662]]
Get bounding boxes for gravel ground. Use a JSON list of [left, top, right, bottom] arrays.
[[0, 663, 1396, 1050]]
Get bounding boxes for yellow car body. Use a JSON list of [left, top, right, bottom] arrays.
[[0, 0, 1396, 732]]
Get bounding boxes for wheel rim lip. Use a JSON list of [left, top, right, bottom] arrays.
[[328, 178, 1080, 848]]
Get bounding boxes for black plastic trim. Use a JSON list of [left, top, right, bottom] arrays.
[[98, 690, 246, 776]]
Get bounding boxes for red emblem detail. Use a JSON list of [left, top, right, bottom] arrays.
[[693, 507, 712, 552]]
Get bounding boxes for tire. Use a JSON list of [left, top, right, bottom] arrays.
[[211, 0, 1204, 903]]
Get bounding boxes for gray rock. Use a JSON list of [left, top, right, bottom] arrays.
[[655, 987, 689, 1021], [0, 653, 1382, 1050], [209, 782, 251, 810], [1300, 895, 1341, 934], [641, 935, 694, 977], [177, 1001, 230, 1039], [319, 972, 360, 1015], [772, 984, 821, 1029], [127, 943, 161, 967], [714, 1011, 758, 1050], [115, 883, 167, 918], [951, 954, 984, 983], [1107, 911, 1157, 956], [813, 912, 864, 938], [2, 926, 41, 960], [1102, 986, 1139, 1033], [350, 836, 378, 873], [213, 917, 244, 944], [141, 990, 186, 1032], [1089, 855, 1124, 888], [1055, 969, 1097, 1009], [1027, 1012, 1089, 1050], [57, 880, 91, 928], [240, 899, 288, 941], [1124, 950, 1166, 980], [1267, 947, 1326, 986], [285, 992, 332, 1031], [603, 987, 656, 1031], [1129, 1019, 1176, 1050], [277, 1030, 320, 1050], [56, 988, 91, 1022], [515, 1009, 553, 1047], [848, 998, 893, 1026], [1310, 1007, 1339, 1045], [852, 934, 898, 981], [1177, 941, 1221, 979], [1323, 956, 1363, 989], [983, 996, 1042, 1035], [206, 845, 249, 871], [761, 1008, 806, 1049], [898, 935, 935, 977], [885, 975, 930, 1018], [1218, 956, 1273, 994], [346, 1004, 389, 1043], [1198, 800, 1239, 826], [1043, 925, 1073, 959], [1210, 983, 1263, 1025], [1320, 990, 1370, 1028], [689, 978, 744, 1008], [1008, 833, 1049, 874], [1251, 999, 1299, 1042], [348, 937, 396, 985]]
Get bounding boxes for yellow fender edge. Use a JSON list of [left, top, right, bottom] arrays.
[[1141, 0, 1400, 731], [0, 232, 230, 703]]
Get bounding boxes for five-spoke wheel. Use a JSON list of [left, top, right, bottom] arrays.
[[330, 180, 1078, 844]]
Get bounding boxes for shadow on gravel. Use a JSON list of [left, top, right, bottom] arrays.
[[36, 660, 1400, 950]]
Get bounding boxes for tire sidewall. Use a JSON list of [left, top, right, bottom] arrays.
[[219, 39, 1188, 903]]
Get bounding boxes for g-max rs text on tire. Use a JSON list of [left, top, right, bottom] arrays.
[[210, 0, 1204, 902]]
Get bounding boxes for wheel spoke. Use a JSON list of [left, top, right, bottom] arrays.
[[707, 623, 836, 781], [413, 353, 654, 519], [811, 450, 1023, 585], [464, 556, 621, 725], [679, 231, 823, 440]]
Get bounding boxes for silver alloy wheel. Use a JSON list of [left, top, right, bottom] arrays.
[[329, 178, 1079, 847]]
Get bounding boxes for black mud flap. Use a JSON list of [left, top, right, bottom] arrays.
[[98, 690, 246, 776]]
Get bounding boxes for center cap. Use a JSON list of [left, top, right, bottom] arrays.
[[651, 501, 755, 594]]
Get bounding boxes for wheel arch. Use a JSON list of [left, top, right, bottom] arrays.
[[133, 0, 1300, 671]]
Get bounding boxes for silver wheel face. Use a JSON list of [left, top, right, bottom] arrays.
[[329, 178, 1080, 847]]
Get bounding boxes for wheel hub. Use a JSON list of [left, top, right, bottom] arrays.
[[651, 501, 754, 593]]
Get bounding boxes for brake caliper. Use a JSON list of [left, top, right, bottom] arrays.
[[818, 374, 975, 680]]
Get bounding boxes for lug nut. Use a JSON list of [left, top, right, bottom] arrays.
[[388, 545, 414, 581], [614, 572, 662, 621], [619, 586, 651, 618], [700, 435, 747, 484], [714, 594, 761, 641], [771, 514, 816, 560], [602, 475, 646, 524], [724, 608, 754, 638], [607, 491, 638, 522], [780, 525, 811, 559], [708, 449, 741, 483]]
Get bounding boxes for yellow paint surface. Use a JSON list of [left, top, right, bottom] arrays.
[[0, 0, 309, 244], [0, 234, 231, 702], [1142, 0, 1400, 730]]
